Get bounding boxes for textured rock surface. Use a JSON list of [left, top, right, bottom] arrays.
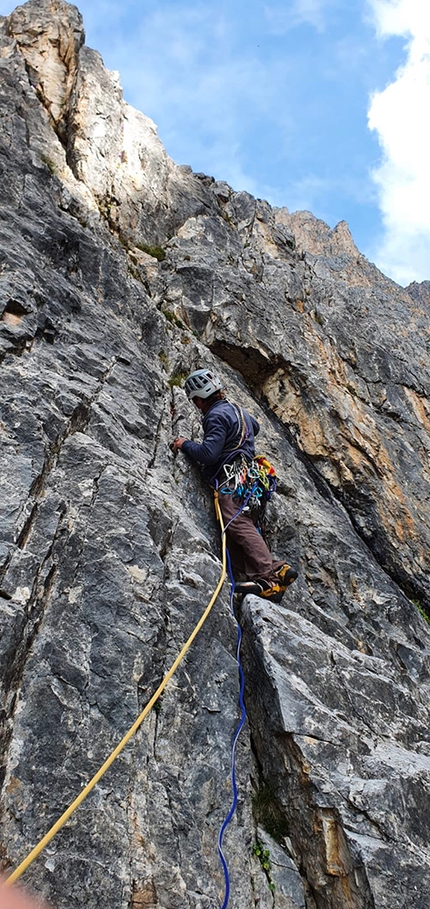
[[242, 597, 430, 909], [1, 3, 430, 908]]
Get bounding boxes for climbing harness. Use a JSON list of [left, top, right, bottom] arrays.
[[5, 494, 228, 888]]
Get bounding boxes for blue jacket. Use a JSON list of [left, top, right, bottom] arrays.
[[182, 398, 260, 483]]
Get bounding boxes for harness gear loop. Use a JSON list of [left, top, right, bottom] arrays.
[[5, 499, 227, 887]]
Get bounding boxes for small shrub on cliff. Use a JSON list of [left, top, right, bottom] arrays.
[[163, 309, 187, 330], [252, 781, 290, 843], [252, 841, 275, 893], [135, 242, 166, 261], [414, 601, 430, 625], [40, 153, 57, 175], [168, 371, 188, 388]]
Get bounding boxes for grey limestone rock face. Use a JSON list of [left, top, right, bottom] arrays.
[[241, 596, 430, 909], [1, 2, 430, 909]]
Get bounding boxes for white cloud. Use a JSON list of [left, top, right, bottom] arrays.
[[367, 0, 430, 284]]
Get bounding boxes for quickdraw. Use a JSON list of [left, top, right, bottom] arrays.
[[218, 453, 277, 512]]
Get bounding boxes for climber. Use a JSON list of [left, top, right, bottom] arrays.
[[172, 368, 297, 603]]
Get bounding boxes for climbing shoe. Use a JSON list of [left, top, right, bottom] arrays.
[[235, 579, 286, 604], [275, 563, 298, 585], [234, 580, 264, 598], [255, 581, 285, 604]]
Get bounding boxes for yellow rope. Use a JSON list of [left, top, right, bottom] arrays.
[[6, 493, 226, 885]]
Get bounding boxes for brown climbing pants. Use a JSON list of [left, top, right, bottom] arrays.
[[217, 490, 284, 583]]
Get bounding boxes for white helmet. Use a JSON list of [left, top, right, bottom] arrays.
[[184, 368, 223, 400]]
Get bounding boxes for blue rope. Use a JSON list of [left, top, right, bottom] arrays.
[[217, 546, 247, 909]]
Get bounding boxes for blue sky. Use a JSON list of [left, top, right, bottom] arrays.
[[1, 0, 429, 285]]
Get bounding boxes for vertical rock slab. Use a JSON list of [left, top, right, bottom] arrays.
[[6, 0, 84, 139], [241, 596, 430, 909]]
